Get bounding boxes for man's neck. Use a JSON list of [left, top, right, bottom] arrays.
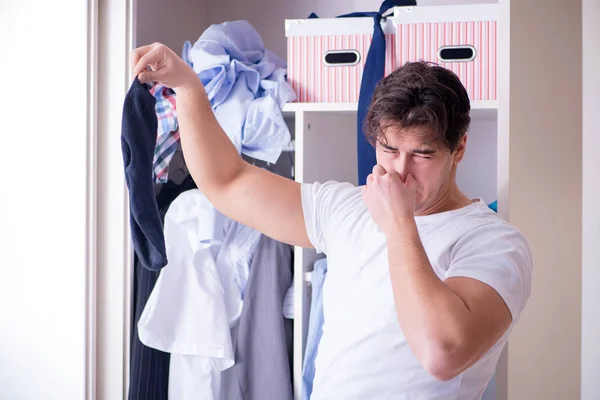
[[415, 185, 472, 217]]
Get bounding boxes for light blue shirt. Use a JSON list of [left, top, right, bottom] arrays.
[[182, 20, 296, 164], [303, 258, 328, 400]]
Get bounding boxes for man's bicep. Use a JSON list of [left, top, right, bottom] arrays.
[[216, 166, 356, 252], [444, 223, 533, 322], [438, 276, 514, 376], [444, 276, 513, 344], [215, 164, 313, 248], [441, 222, 533, 362]]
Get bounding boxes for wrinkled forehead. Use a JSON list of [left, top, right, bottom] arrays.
[[378, 123, 443, 150]]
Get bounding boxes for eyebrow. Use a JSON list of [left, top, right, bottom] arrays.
[[380, 142, 437, 155], [413, 148, 437, 155]]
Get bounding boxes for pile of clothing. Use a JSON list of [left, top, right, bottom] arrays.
[[151, 19, 295, 184]]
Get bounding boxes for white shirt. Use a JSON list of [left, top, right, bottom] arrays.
[[137, 189, 261, 400], [301, 181, 532, 400]]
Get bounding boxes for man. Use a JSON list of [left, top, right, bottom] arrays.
[[131, 43, 532, 399]]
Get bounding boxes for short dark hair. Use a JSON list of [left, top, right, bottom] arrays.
[[364, 61, 471, 152]]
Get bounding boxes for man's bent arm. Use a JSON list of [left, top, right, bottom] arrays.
[[386, 220, 512, 381]]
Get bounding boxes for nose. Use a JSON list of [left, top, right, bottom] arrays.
[[394, 152, 411, 181]]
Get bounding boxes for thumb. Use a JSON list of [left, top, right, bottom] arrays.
[[138, 70, 155, 84], [138, 69, 164, 85]]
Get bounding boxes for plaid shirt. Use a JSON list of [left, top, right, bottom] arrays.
[[150, 84, 180, 183]]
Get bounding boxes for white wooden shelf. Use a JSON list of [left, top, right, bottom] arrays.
[[283, 102, 360, 114], [282, 100, 498, 120]]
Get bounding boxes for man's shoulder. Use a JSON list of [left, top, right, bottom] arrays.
[[302, 180, 364, 211], [305, 180, 362, 196], [300, 180, 368, 254], [452, 204, 532, 263], [445, 203, 533, 320], [472, 205, 529, 242]]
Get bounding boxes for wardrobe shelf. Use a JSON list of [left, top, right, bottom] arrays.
[[282, 100, 498, 120], [282, 102, 359, 114]]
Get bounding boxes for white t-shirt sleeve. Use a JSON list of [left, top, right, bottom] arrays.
[[445, 222, 533, 321], [300, 180, 357, 254]]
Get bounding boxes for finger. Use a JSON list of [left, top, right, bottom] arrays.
[[132, 46, 162, 80], [386, 170, 401, 182], [404, 173, 417, 189], [139, 68, 167, 84], [130, 44, 156, 75], [372, 164, 387, 177], [366, 173, 374, 186], [138, 71, 156, 84], [132, 48, 157, 80]]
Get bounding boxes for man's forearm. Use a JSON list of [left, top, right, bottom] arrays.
[[176, 81, 245, 195], [387, 220, 474, 380]]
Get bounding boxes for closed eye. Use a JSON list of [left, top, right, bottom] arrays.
[[413, 149, 436, 159], [379, 143, 398, 154]]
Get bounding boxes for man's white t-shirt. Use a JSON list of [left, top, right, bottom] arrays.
[[301, 181, 532, 400]]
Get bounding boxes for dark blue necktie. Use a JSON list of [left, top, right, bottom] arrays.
[[355, 0, 416, 185]]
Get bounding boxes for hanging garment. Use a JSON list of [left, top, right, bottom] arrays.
[[150, 84, 180, 183], [181, 20, 295, 163], [162, 147, 190, 187], [354, 0, 417, 185], [220, 235, 294, 400], [169, 220, 263, 400], [128, 176, 197, 400], [121, 77, 168, 271], [137, 189, 261, 400], [302, 258, 328, 400], [129, 253, 170, 400], [283, 277, 295, 319]]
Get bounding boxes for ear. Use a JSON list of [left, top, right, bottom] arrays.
[[453, 134, 468, 164]]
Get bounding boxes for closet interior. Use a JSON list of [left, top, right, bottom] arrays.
[[131, 1, 500, 399]]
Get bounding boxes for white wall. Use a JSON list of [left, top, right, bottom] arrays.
[[135, 0, 209, 52], [0, 1, 91, 399], [581, 0, 600, 398]]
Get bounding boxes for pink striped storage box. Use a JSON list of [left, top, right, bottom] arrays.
[[286, 21, 397, 103], [285, 4, 498, 103]]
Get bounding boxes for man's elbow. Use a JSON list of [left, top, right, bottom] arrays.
[[194, 159, 246, 202], [420, 341, 472, 382], [423, 359, 461, 382]]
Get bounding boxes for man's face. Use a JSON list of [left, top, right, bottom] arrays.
[[374, 124, 467, 214]]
